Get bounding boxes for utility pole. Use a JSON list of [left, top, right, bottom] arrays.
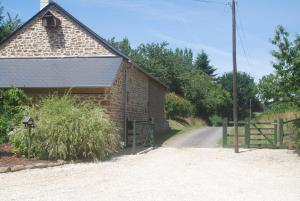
[[249, 98, 252, 121], [232, 0, 239, 153]]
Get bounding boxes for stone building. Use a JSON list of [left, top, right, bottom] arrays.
[[0, 1, 168, 142]]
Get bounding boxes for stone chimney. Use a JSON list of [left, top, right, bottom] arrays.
[[40, 0, 52, 10]]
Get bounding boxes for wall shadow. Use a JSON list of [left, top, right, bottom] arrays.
[[46, 27, 66, 49]]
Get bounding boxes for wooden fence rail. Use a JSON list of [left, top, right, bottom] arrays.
[[127, 120, 155, 154], [223, 118, 300, 149]]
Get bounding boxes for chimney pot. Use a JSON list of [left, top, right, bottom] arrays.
[[40, 0, 52, 10]]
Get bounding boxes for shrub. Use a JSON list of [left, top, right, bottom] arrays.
[[209, 115, 223, 126], [10, 94, 119, 161], [0, 88, 28, 141], [165, 93, 195, 119]]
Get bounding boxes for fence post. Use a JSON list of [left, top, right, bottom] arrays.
[[279, 119, 284, 148], [274, 120, 278, 147], [223, 118, 228, 147], [150, 118, 155, 147], [132, 120, 136, 154], [244, 118, 250, 148]]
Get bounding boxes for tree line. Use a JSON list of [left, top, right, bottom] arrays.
[[108, 38, 261, 122]]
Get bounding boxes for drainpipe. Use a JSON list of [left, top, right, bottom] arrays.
[[124, 65, 128, 147]]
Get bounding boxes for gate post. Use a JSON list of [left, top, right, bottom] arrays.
[[244, 118, 250, 148], [274, 120, 278, 147], [279, 119, 284, 148], [132, 120, 136, 154], [223, 118, 228, 147], [150, 120, 155, 147]]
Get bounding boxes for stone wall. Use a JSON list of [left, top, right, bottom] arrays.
[[23, 61, 167, 142], [0, 5, 114, 57], [125, 62, 149, 122], [123, 61, 168, 132], [148, 79, 168, 131]]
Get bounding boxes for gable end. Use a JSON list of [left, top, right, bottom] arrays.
[[0, 2, 127, 58]]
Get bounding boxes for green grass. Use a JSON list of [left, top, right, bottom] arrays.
[[155, 117, 206, 146]]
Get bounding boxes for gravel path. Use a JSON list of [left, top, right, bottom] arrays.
[[1, 148, 300, 201], [163, 127, 222, 148]]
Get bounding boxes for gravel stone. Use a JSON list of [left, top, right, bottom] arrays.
[[0, 148, 299, 201]]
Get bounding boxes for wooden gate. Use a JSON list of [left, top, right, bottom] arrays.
[[126, 120, 155, 154], [248, 121, 277, 148], [223, 119, 278, 148], [223, 118, 300, 149]]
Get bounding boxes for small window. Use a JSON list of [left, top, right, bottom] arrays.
[[42, 11, 61, 28]]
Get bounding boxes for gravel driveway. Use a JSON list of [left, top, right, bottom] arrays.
[[1, 147, 300, 201]]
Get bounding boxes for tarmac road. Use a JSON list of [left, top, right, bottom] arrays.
[[163, 127, 222, 148]]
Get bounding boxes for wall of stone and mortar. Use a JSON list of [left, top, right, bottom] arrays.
[[0, 4, 168, 139], [0, 5, 114, 57], [123, 61, 168, 132], [25, 62, 167, 140]]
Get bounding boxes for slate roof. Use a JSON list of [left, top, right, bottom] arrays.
[[0, 1, 167, 89], [0, 57, 122, 88]]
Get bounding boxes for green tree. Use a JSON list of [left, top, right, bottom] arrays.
[[182, 69, 231, 117], [0, 88, 28, 139], [107, 37, 133, 56], [258, 74, 282, 106], [269, 25, 300, 107], [0, 3, 22, 42], [194, 50, 217, 78], [132, 41, 191, 95], [218, 71, 261, 119]]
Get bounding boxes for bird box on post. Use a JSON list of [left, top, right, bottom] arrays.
[[22, 116, 35, 128]]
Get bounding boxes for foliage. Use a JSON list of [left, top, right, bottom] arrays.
[[132, 42, 192, 96], [0, 88, 28, 140], [182, 69, 231, 117], [194, 50, 217, 78], [0, 3, 22, 42], [107, 37, 132, 56], [262, 102, 300, 115], [10, 94, 119, 161], [209, 115, 223, 127], [258, 74, 282, 105], [108, 38, 231, 119], [257, 25, 300, 150], [267, 25, 300, 107], [165, 93, 195, 119], [218, 71, 261, 119]]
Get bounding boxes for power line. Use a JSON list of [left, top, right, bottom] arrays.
[[236, 3, 252, 66], [193, 0, 229, 5]]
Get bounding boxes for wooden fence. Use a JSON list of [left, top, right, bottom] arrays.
[[223, 118, 300, 149], [127, 120, 155, 154]]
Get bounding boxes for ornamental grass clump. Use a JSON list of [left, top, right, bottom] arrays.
[[11, 94, 119, 161]]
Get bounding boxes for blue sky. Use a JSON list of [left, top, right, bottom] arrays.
[[1, 0, 300, 81]]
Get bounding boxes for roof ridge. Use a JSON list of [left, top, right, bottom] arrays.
[[0, 56, 122, 60]]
